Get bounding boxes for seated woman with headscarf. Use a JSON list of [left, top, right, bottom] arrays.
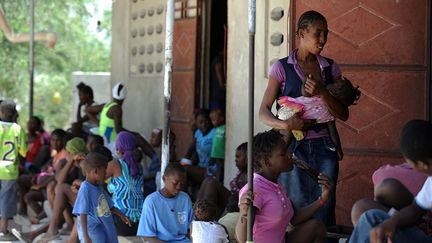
[[106, 131, 145, 236]]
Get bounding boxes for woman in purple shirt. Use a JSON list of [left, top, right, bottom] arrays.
[[259, 10, 349, 227]]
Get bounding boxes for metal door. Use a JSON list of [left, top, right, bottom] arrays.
[[292, 0, 431, 225], [172, 0, 200, 157]]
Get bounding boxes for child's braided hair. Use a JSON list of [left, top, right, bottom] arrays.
[[253, 130, 286, 171], [193, 199, 217, 221], [296, 10, 327, 35]]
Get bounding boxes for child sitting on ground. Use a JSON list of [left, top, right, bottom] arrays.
[[137, 162, 193, 242], [154, 130, 178, 191], [24, 116, 51, 173], [208, 107, 226, 181], [236, 130, 332, 243], [0, 100, 27, 241], [191, 199, 229, 243], [86, 134, 104, 152], [350, 120, 432, 242], [106, 131, 144, 236], [73, 152, 131, 243], [184, 109, 215, 189], [143, 128, 162, 195], [278, 76, 361, 160], [197, 142, 247, 219], [219, 194, 241, 242], [17, 128, 68, 223]]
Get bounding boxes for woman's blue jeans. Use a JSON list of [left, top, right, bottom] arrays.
[[280, 136, 339, 226], [350, 209, 432, 243]]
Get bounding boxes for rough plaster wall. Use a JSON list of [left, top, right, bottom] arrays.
[[112, 0, 166, 139], [224, 0, 289, 186], [111, 0, 130, 86]]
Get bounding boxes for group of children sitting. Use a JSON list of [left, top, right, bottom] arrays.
[[0, 97, 237, 242], [2, 79, 432, 243]]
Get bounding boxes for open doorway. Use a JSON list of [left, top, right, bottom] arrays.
[[200, 0, 227, 110]]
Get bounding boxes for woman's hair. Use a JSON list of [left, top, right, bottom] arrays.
[[193, 199, 217, 221], [115, 131, 140, 177], [92, 145, 113, 161], [296, 10, 327, 34], [77, 82, 94, 100], [81, 151, 110, 175], [400, 120, 432, 165], [51, 128, 66, 138], [51, 129, 67, 147], [31, 116, 44, 130], [236, 142, 247, 152], [327, 77, 361, 107], [253, 130, 285, 171], [88, 134, 104, 147]]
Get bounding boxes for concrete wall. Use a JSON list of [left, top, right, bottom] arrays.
[[224, 0, 290, 186], [111, 0, 166, 139], [111, 0, 292, 186], [71, 72, 111, 122]]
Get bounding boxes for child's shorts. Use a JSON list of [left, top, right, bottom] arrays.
[[0, 180, 17, 218]]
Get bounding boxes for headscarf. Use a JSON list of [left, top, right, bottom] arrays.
[[112, 82, 127, 100], [65, 137, 88, 155], [116, 131, 139, 177]]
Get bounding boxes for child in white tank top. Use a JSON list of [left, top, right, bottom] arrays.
[[190, 199, 229, 243]]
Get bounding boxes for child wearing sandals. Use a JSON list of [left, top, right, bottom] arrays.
[[236, 130, 333, 243], [73, 152, 131, 243], [190, 199, 229, 243]]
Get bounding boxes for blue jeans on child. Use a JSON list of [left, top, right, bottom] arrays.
[[280, 136, 338, 226], [350, 209, 432, 243]]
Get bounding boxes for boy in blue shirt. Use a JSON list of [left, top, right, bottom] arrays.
[[73, 152, 130, 243], [137, 162, 193, 242]]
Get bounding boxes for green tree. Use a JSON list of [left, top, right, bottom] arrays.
[[0, 0, 111, 131]]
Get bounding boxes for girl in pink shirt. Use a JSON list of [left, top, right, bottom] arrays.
[[236, 130, 332, 243]]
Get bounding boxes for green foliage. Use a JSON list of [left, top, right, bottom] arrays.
[[0, 0, 110, 131]]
